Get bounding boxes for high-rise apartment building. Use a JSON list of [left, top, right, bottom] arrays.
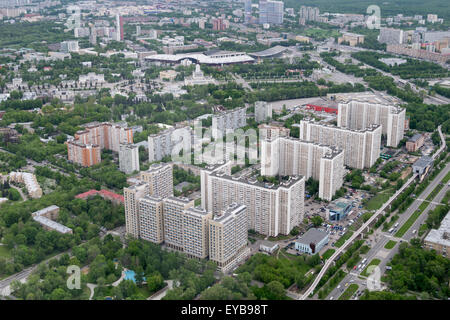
[[119, 143, 140, 174], [163, 196, 195, 252], [258, 123, 290, 141], [254, 101, 273, 123], [124, 182, 149, 238], [67, 140, 101, 167], [299, 6, 319, 22], [212, 107, 247, 139], [260, 137, 344, 201], [115, 14, 124, 41], [202, 165, 305, 237], [259, 0, 284, 25], [138, 195, 164, 244], [75, 122, 133, 153], [209, 203, 248, 272], [148, 126, 191, 162], [139, 163, 174, 199], [378, 27, 405, 45], [183, 207, 212, 259], [299, 119, 382, 169], [337, 100, 405, 147], [60, 40, 79, 53]]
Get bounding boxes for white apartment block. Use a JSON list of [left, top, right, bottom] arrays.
[[139, 163, 173, 199], [299, 119, 382, 169], [254, 101, 272, 123], [258, 123, 290, 141], [124, 182, 149, 238], [148, 126, 191, 162], [9, 171, 42, 199], [260, 137, 344, 201], [337, 100, 405, 147], [209, 203, 248, 272], [212, 107, 247, 140], [119, 143, 140, 174], [378, 27, 405, 45], [163, 196, 195, 252], [183, 207, 212, 259], [138, 195, 164, 244], [202, 166, 305, 237]]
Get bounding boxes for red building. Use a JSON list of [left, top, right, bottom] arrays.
[[305, 104, 338, 114]]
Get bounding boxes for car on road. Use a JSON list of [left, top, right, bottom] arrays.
[[329, 296, 334, 300], [412, 229, 416, 234]]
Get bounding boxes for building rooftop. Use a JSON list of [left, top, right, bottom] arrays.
[[408, 133, 423, 143], [413, 156, 433, 169], [211, 169, 304, 189], [296, 228, 328, 245], [425, 212, 450, 248], [328, 200, 353, 213], [213, 203, 246, 223], [249, 45, 289, 58]]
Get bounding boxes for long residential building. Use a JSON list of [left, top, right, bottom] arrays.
[[337, 100, 405, 147], [75, 122, 133, 153], [9, 171, 42, 198], [260, 137, 345, 201], [299, 119, 382, 169], [202, 164, 305, 237], [138, 195, 165, 244], [212, 107, 247, 139], [209, 203, 248, 272]]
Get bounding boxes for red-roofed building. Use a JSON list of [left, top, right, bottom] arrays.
[[305, 104, 338, 114], [75, 189, 124, 205]]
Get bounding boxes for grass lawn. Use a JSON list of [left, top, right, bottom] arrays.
[[0, 245, 11, 258], [361, 258, 381, 277], [395, 209, 422, 238], [321, 249, 335, 260], [339, 284, 359, 300], [384, 240, 397, 250], [335, 231, 353, 248], [365, 192, 394, 211]]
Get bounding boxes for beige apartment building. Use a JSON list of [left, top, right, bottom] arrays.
[[337, 100, 405, 147], [124, 182, 149, 238], [163, 196, 195, 252], [203, 166, 305, 237], [183, 207, 212, 259], [299, 119, 381, 169], [260, 137, 344, 201], [139, 163, 174, 199], [138, 195, 165, 244], [209, 203, 248, 272]]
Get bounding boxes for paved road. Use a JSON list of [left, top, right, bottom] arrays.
[[301, 126, 447, 300]]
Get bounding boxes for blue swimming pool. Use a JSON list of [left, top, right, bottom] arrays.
[[124, 270, 146, 283]]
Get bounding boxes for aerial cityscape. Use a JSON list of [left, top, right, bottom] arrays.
[[0, 0, 449, 306]]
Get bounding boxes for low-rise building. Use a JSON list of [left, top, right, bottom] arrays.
[[328, 200, 353, 221], [424, 212, 450, 257], [294, 228, 328, 255], [259, 241, 279, 254], [406, 134, 424, 152]]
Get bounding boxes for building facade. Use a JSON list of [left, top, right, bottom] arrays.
[[299, 119, 382, 169], [260, 137, 344, 201], [209, 203, 248, 272], [337, 100, 405, 147], [139, 163, 174, 199], [119, 143, 140, 174]]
